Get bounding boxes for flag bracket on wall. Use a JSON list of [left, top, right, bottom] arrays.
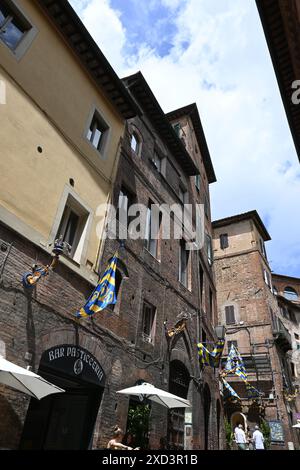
[[22, 236, 71, 289]]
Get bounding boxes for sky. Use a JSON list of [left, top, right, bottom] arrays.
[[69, 0, 300, 278]]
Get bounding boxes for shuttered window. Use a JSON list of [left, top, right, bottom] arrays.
[[225, 305, 235, 325], [220, 233, 229, 250]]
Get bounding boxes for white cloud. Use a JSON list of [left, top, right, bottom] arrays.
[[69, 0, 126, 70], [69, 0, 300, 276]]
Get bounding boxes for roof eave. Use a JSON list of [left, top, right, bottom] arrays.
[[35, 0, 139, 120]]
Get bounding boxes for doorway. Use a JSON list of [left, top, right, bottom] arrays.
[[19, 345, 105, 449]]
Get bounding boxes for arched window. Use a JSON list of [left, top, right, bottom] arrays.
[[130, 132, 141, 154], [283, 286, 298, 301]]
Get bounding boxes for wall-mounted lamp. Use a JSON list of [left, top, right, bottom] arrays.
[[215, 325, 226, 340]]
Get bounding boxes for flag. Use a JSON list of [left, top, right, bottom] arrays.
[[197, 340, 225, 367], [222, 378, 240, 399], [245, 382, 264, 398], [76, 253, 119, 318], [225, 343, 247, 381]]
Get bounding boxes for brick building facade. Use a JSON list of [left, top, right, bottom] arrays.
[[98, 72, 223, 450], [212, 211, 299, 449]]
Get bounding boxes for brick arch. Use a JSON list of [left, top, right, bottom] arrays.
[[170, 348, 192, 376], [36, 327, 112, 376], [170, 330, 194, 375]]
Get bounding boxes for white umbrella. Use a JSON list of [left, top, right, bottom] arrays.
[[0, 356, 65, 400], [292, 423, 300, 428], [117, 382, 191, 408]]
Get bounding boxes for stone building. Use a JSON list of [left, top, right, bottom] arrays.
[[272, 274, 300, 416], [98, 72, 223, 450], [212, 211, 298, 449], [0, 0, 137, 450]]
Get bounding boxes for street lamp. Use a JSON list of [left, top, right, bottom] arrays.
[[215, 325, 226, 340]]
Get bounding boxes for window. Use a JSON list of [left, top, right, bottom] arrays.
[[291, 362, 296, 377], [142, 302, 156, 344], [297, 342, 300, 351], [283, 286, 299, 301], [295, 333, 299, 340], [0, 1, 31, 51], [206, 233, 213, 266], [117, 186, 135, 234], [209, 287, 213, 321], [173, 123, 181, 136], [225, 305, 235, 325], [56, 195, 89, 263], [152, 152, 162, 172], [86, 110, 109, 152], [263, 269, 272, 289], [179, 239, 190, 287], [202, 329, 207, 344], [145, 203, 161, 259], [227, 340, 238, 353], [131, 132, 141, 155], [195, 175, 201, 192], [260, 238, 267, 258], [199, 263, 204, 306], [178, 186, 188, 204], [204, 194, 209, 218], [220, 233, 229, 250]]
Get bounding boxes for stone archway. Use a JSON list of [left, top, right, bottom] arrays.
[[231, 411, 247, 431], [168, 360, 190, 450]]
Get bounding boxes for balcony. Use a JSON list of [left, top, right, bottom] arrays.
[[272, 317, 292, 352]]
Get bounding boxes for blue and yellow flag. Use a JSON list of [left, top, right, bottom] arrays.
[[222, 378, 240, 399], [197, 340, 225, 368], [225, 343, 247, 381], [76, 253, 119, 318], [245, 382, 264, 398]]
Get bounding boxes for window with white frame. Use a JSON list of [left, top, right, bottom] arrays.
[[117, 186, 135, 235], [0, 1, 31, 51], [206, 233, 213, 266], [130, 131, 142, 155], [86, 110, 109, 153], [195, 174, 201, 191], [145, 202, 161, 259], [142, 302, 156, 344], [179, 239, 190, 287], [152, 151, 162, 172], [178, 185, 188, 204], [56, 195, 90, 263]]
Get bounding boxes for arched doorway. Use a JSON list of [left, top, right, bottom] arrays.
[[168, 360, 190, 450], [231, 411, 247, 431], [20, 345, 105, 449], [203, 384, 211, 450]]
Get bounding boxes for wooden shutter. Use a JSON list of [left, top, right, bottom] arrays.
[[225, 305, 235, 324], [220, 234, 229, 249]]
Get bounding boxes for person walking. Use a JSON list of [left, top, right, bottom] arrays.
[[252, 425, 265, 450], [234, 424, 247, 450]]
